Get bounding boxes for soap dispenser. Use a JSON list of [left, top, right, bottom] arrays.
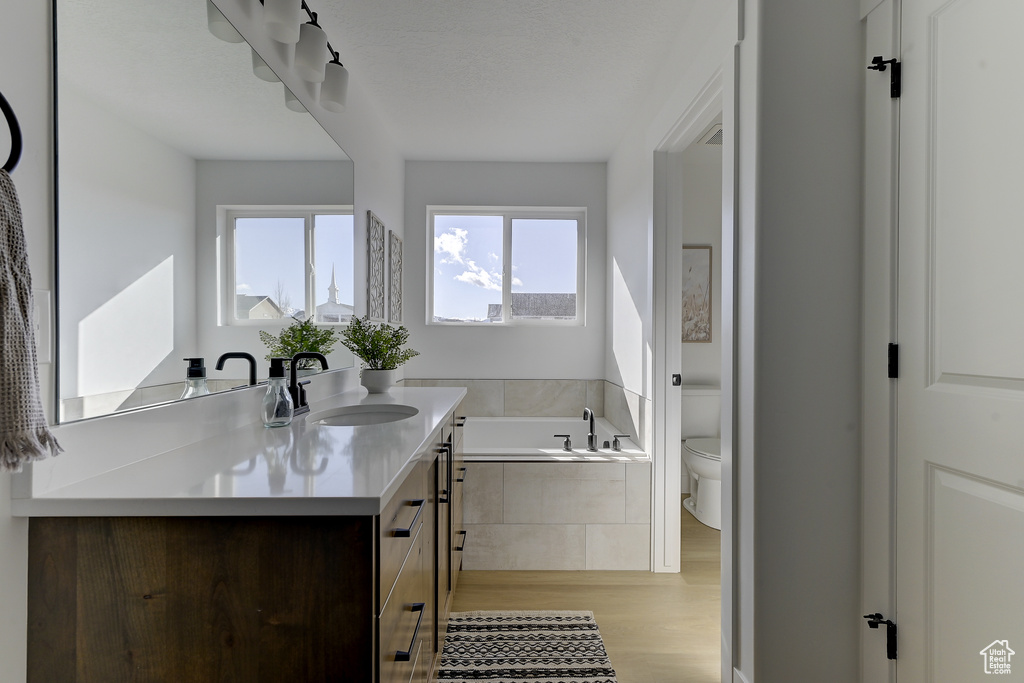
[[180, 358, 210, 399], [262, 358, 294, 427]]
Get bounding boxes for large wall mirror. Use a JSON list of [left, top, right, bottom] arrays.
[[56, 0, 356, 422]]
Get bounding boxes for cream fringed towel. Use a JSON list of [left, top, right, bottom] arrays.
[[0, 169, 61, 472]]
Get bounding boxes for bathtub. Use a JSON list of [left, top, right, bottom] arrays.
[[459, 416, 652, 570], [462, 416, 647, 461]]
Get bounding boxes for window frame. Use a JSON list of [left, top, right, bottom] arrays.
[[427, 205, 586, 326], [223, 205, 354, 327]]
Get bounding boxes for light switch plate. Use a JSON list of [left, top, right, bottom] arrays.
[[33, 289, 51, 364]]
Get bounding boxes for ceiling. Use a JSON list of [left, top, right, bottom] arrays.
[[295, 0, 704, 161], [60, 0, 707, 164]]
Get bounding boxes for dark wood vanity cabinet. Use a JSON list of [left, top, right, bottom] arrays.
[[26, 415, 460, 683]]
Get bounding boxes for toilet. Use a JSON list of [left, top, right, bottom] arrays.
[[681, 386, 722, 530], [682, 438, 721, 530]]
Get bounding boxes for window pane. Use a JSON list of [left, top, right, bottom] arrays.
[[313, 213, 354, 323], [433, 215, 504, 322], [234, 217, 305, 320], [510, 218, 577, 320]]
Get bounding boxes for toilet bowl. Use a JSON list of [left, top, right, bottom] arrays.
[[682, 437, 721, 530]]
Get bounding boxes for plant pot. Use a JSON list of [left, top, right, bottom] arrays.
[[360, 369, 396, 394]]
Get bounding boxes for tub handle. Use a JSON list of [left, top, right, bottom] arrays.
[[554, 434, 572, 451], [612, 434, 631, 452]]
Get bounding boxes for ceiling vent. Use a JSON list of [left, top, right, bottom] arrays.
[[699, 124, 723, 146]]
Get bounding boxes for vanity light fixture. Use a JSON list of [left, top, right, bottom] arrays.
[[215, 0, 349, 113], [206, 0, 244, 43], [294, 13, 328, 82], [263, 0, 302, 44], [320, 51, 349, 112]]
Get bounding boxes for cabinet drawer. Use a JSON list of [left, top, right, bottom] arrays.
[[379, 525, 427, 683], [380, 460, 426, 609]]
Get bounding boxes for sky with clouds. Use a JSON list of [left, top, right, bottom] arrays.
[[433, 215, 577, 321]]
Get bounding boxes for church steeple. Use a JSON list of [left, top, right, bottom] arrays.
[[327, 264, 341, 304]]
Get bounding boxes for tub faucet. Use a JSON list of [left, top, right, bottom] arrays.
[[583, 408, 598, 451]]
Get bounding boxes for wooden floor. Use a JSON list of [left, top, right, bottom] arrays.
[[451, 500, 721, 682]]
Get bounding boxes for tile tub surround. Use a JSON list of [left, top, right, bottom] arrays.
[[402, 378, 648, 451], [462, 461, 652, 570]]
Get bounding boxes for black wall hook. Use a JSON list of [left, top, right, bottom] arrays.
[[0, 90, 23, 173], [867, 55, 902, 99]]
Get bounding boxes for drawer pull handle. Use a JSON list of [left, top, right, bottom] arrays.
[[391, 499, 425, 537], [395, 602, 425, 662], [456, 466, 467, 483], [455, 529, 468, 552]]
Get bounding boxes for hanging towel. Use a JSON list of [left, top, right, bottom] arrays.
[[0, 169, 61, 472]]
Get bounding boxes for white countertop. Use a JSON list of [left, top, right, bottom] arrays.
[[11, 386, 465, 518]]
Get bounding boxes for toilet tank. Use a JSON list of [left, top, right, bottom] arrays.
[[681, 386, 721, 438]]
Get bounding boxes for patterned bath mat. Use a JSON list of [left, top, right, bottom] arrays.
[[438, 610, 618, 682]]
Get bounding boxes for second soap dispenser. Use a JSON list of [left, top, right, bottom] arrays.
[[262, 357, 294, 427], [181, 358, 210, 399]]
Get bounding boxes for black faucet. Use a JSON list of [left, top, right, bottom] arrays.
[[289, 352, 329, 414], [583, 408, 598, 451], [215, 352, 257, 386]]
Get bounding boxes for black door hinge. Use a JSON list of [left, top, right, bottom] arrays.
[[864, 613, 898, 660], [868, 56, 902, 98], [887, 343, 899, 379]]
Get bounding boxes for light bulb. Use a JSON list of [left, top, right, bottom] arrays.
[[294, 21, 328, 82], [263, 0, 301, 44], [284, 86, 307, 113], [320, 61, 349, 112], [207, 0, 244, 43], [252, 49, 280, 82]]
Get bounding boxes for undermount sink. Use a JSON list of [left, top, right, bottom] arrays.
[[306, 404, 420, 427]]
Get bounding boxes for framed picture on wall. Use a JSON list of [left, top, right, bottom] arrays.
[[367, 211, 386, 320], [388, 230, 403, 323], [681, 245, 712, 343]]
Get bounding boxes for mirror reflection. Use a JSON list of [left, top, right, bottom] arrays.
[[56, 0, 355, 423]]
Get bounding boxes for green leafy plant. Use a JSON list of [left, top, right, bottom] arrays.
[[339, 316, 420, 370], [259, 316, 339, 369]]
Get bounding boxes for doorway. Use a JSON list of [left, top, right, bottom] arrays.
[[652, 68, 728, 680]]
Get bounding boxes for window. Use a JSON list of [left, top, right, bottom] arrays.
[[226, 207, 354, 325], [429, 207, 585, 324]]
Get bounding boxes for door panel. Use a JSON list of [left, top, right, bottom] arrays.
[[898, 0, 1024, 679]]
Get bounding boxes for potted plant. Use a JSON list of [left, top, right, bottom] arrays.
[[259, 316, 339, 371], [339, 316, 420, 393]]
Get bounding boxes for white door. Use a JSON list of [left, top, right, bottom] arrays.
[[897, 0, 1024, 679]]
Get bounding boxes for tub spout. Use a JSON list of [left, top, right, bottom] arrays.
[[583, 408, 597, 451]]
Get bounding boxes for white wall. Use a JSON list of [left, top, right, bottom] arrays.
[[195, 159, 355, 371], [0, 2, 51, 679], [605, 2, 734, 399], [58, 83, 197, 400], [403, 161, 606, 380], [740, 0, 863, 680]]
